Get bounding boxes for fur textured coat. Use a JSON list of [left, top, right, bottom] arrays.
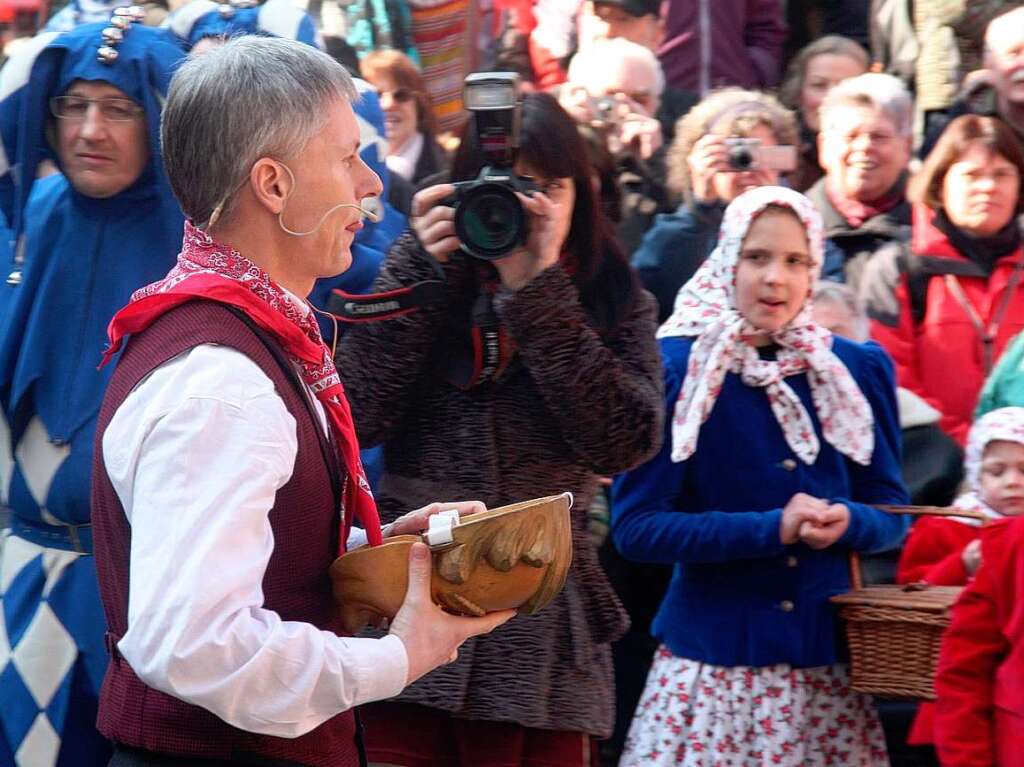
[[336, 231, 663, 737]]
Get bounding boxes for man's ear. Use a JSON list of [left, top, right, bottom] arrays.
[[248, 158, 292, 215]]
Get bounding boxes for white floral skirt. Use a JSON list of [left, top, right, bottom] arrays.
[[619, 646, 890, 767]]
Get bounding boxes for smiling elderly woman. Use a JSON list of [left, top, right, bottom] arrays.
[[805, 72, 913, 290], [779, 35, 868, 191]]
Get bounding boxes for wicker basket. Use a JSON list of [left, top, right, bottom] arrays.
[[831, 583, 962, 700], [830, 505, 988, 701]]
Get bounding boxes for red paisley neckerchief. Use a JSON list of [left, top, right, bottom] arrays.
[[103, 221, 383, 553]]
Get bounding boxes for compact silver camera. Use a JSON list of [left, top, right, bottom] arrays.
[[725, 138, 797, 172]]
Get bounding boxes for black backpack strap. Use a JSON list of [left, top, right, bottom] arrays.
[[895, 246, 930, 326], [901, 249, 990, 325]]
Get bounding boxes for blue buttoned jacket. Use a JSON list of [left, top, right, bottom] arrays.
[[611, 336, 910, 668]]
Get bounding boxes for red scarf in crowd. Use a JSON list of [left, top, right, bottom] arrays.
[[825, 177, 904, 229], [102, 221, 383, 553]]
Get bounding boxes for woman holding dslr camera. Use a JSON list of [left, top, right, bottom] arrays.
[[337, 91, 663, 766]]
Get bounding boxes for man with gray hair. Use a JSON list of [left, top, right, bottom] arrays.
[[805, 72, 914, 291], [921, 4, 1024, 157], [91, 36, 512, 767], [558, 35, 674, 254]]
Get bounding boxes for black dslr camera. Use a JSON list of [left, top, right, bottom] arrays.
[[445, 72, 538, 260]]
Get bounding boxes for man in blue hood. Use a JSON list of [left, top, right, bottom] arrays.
[[0, 15, 185, 765]]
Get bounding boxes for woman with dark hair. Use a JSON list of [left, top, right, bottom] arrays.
[[360, 48, 447, 186], [864, 114, 1024, 446], [779, 35, 868, 192], [337, 91, 663, 767]]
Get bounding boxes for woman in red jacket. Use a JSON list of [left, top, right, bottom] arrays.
[[934, 515, 1024, 767], [864, 115, 1024, 445], [896, 406, 1024, 747]]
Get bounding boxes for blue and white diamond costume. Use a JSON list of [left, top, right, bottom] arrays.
[[0, 22, 184, 766]]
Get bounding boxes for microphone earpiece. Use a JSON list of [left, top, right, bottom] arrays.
[[279, 202, 381, 236], [275, 161, 383, 235], [357, 204, 382, 224]]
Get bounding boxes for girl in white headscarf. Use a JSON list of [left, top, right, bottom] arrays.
[[896, 406, 1024, 748], [612, 186, 909, 766]]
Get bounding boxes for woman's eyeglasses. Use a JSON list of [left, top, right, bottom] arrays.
[[49, 95, 144, 122], [379, 88, 415, 104]]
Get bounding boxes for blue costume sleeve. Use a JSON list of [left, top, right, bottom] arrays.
[[835, 340, 911, 552], [297, 13, 319, 46], [611, 342, 787, 565]]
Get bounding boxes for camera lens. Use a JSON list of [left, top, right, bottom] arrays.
[[596, 97, 616, 120], [729, 146, 754, 170], [456, 184, 527, 259]]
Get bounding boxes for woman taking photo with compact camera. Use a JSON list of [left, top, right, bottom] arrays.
[[631, 88, 799, 321], [336, 90, 663, 767]]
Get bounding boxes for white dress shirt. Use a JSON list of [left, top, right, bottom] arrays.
[[385, 130, 424, 182], [102, 341, 408, 738]]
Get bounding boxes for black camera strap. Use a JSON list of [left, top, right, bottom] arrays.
[[430, 281, 516, 391], [467, 291, 507, 387], [325, 280, 446, 323], [323, 259, 514, 389]]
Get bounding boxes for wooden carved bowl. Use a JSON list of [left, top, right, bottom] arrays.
[[329, 494, 573, 634]]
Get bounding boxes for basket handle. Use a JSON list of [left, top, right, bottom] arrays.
[[848, 505, 990, 590], [875, 504, 991, 522]]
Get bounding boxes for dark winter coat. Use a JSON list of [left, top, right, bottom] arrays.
[[631, 200, 723, 322], [336, 231, 664, 737], [805, 176, 912, 291]]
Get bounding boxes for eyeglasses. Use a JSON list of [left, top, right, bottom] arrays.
[[378, 88, 415, 104], [49, 95, 144, 122], [824, 126, 898, 145]]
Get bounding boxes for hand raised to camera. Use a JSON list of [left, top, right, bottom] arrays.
[[410, 183, 460, 263], [619, 112, 663, 162], [491, 190, 569, 291], [687, 134, 732, 203]]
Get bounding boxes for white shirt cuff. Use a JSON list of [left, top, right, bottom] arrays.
[[346, 526, 369, 550], [347, 633, 409, 705]]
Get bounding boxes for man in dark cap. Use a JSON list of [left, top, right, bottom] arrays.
[[590, 0, 663, 52]]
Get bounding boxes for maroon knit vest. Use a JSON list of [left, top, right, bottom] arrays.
[[91, 300, 362, 767]]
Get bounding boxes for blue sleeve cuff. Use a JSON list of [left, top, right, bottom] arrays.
[[834, 498, 910, 553]]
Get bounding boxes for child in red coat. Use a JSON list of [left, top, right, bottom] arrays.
[[934, 516, 1024, 767], [896, 406, 1024, 746]]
